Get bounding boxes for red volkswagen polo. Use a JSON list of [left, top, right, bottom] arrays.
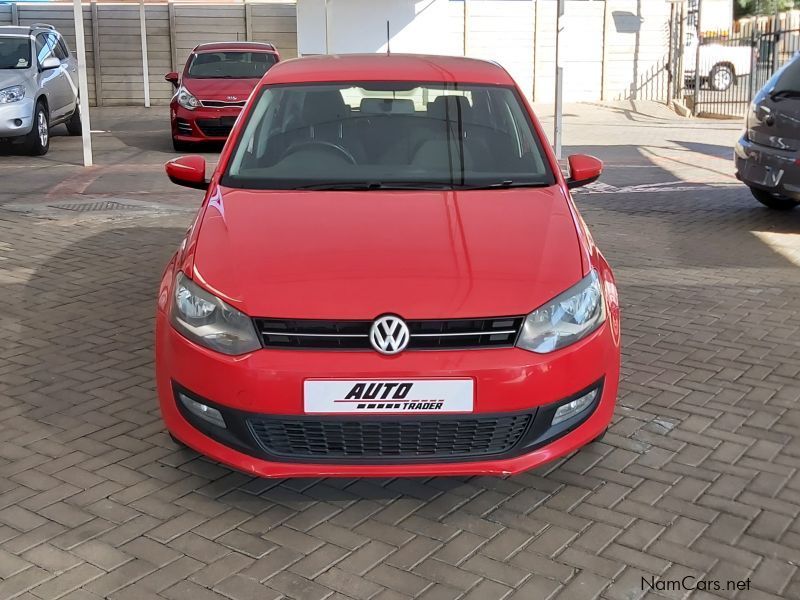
[[166, 42, 280, 150], [156, 54, 621, 478]]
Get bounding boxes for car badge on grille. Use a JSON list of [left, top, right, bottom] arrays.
[[226, 96, 238, 101], [369, 315, 410, 355]]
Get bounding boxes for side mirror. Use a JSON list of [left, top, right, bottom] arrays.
[[566, 154, 603, 189], [166, 155, 208, 190], [165, 72, 180, 87], [40, 56, 60, 71]]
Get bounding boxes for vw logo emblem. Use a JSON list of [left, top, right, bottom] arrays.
[[370, 315, 410, 355]]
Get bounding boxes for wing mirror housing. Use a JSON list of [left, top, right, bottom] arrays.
[[40, 56, 60, 71], [166, 155, 208, 190], [566, 154, 603, 189], [165, 71, 180, 87]]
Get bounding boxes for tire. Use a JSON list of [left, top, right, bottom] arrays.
[[172, 136, 192, 152], [709, 64, 734, 92], [66, 102, 82, 136], [24, 102, 49, 156], [750, 187, 800, 210]]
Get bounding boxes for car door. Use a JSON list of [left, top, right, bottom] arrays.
[[54, 35, 78, 113], [35, 32, 71, 119]]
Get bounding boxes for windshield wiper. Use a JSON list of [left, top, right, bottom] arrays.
[[290, 180, 551, 191], [455, 180, 551, 190], [769, 89, 800, 101]]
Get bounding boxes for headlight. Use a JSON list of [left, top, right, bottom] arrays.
[[517, 270, 605, 353], [0, 85, 25, 104], [176, 86, 201, 110], [170, 272, 260, 355]]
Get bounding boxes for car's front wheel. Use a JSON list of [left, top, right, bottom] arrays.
[[66, 102, 82, 136], [750, 187, 799, 210], [25, 102, 49, 156]]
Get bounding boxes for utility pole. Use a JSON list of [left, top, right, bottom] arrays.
[[554, 0, 565, 159], [72, 0, 93, 166], [693, 0, 702, 115]]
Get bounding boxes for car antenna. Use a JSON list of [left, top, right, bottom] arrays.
[[386, 21, 391, 55]]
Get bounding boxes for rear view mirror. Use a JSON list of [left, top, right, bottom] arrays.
[[166, 155, 208, 190], [40, 56, 60, 71], [566, 154, 603, 189], [165, 72, 180, 87]]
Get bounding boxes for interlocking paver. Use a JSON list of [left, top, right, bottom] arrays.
[[0, 103, 799, 600]]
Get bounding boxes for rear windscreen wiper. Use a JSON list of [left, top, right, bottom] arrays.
[[769, 89, 800, 101]]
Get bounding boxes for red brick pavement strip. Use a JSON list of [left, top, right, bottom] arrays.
[[1, 117, 799, 599]]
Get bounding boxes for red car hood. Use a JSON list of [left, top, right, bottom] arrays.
[[191, 186, 584, 319], [182, 78, 258, 102]]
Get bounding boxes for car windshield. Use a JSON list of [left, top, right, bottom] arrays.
[[0, 37, 31, 69], [188, 51, 277, 79], [223, 82, 555, 190]]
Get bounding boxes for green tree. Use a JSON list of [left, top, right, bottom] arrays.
[[735, 0, 798, 18]]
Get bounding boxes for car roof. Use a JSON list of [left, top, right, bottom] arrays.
[[0, 24, 58, 36], [194, 42, 276, 53], [0, 26, 33, 37], [263, 54, 514, 86]]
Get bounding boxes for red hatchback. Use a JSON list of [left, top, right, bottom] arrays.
[[165, 42, 280, 151], [157, 54, 621, 478]]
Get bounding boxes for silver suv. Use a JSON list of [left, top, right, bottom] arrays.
[[0, 23, 81, 155]]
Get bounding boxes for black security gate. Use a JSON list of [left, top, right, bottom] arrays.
[[688, 29, 800, 117]]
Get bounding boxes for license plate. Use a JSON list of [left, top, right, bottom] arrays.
[[304, 379, 474, 414], [744, 160, 784, 187]]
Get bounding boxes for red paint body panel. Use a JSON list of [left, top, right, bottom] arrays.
[[193, 186, 583, 319], [169, 43, 279, 143], [156, 54, 620, 477]]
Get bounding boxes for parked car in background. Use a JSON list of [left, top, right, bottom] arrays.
[[684, 27, 753, 92], [0, 23, 81, 155], [166, 42, 279, 151], [735, 51, 800, 210], [156, 54, 621, 478]]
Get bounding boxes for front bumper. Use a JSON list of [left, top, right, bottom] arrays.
[[156, 306, 620, 478], [0, 98, 34, 138], [735, 134, 800, 200], [170, 102, 241, 142]]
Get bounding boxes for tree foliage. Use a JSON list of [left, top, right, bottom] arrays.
[[735, 0, 799, 18]]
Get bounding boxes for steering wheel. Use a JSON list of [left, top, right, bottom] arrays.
[[282, 140, 357, 165]]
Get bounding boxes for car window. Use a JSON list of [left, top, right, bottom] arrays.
[[35, 33, 58, 64], [767, 54, 800, 94], [223, 82, 555, 190], [187, 51, 277, 79], [0, 36, 31, 69], [54, 36, 69, 61]]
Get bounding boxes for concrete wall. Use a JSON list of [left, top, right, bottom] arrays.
[[0, 1, 296, 106], [1, 0, 673, 106]]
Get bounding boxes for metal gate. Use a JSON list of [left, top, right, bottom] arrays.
[[686, 28, 800, 118]]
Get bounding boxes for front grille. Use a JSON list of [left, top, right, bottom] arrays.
[[176, 118, 193, 135], [200, 100, 246, 108], [196, 117, 237, 137], [254, 316, 524, 350], [248, 414, 532, 460]]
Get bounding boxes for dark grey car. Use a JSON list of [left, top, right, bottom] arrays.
[[735, 53, 800, 210]]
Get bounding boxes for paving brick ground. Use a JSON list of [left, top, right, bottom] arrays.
[[1, 103, 799, 600]]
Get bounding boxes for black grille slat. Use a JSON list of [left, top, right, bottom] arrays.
[[196, 117, 237, 137], [248, 415, 531, 460], [254, 316, 524, 351]]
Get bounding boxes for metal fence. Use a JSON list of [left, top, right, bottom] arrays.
[[689, 28, 800, 118]]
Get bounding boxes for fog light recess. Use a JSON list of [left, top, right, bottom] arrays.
[[179, 393, 227, 429], [552, 388, 598, 426]]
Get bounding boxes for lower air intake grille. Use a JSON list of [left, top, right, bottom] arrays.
[[196, 117, 237, 137], [248, 414, 532, 460]]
